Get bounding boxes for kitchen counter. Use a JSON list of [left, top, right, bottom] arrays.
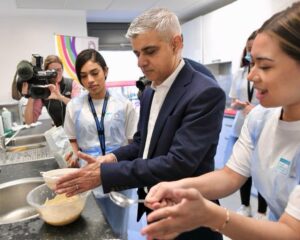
[[224, 108, 236, 118], [0, 159, 118, 240]]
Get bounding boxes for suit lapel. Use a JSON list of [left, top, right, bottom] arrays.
[[139, 88, 155, 155], [147, 64, 193, 157]]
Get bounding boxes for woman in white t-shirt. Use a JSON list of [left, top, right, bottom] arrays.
[[141, 3, 300, 240], [228, 30, 268, 219], [64, 49, 138, 238]]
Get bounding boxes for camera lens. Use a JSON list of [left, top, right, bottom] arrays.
[[29, 85, 51, 99]]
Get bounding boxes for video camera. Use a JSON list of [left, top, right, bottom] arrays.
[[136, 76, 151, 92], [16, 54, 57, 99]]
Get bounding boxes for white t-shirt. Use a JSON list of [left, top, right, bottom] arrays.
[[286, 186, 300, 220], [227, 106, 300, 220], [229, 67, 259, 137], [64, 92, 138, 153]]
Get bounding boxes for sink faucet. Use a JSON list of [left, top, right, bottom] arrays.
[[0, 129, 21, 153]]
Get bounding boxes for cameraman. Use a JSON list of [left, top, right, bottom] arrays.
[[23, 55, 81, 126]]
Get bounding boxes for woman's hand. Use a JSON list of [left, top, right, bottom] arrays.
[[231, 99, 255, 116], [65, 151, 79, 168], [21, 82, 29, 95], [145, 181, 183, 210], [47, 84, 63, 100], [242, 103, 255, 115], [231, 99, 248, 110], [142, 188, 210, 240]]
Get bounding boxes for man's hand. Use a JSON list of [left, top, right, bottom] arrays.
[[96, 153, 117, 164], [55, 151, 101, 197]]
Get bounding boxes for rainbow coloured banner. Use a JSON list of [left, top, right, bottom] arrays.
[[54, 34, 98, 81]]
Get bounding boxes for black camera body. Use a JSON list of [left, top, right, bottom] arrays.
[[136, 76, 151, 92], [16, 54, 57, 99]]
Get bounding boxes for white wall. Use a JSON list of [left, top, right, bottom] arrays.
[[0, 4, 87, 103]]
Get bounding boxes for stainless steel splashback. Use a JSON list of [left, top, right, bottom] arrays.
[[0, 102, 23, 125]]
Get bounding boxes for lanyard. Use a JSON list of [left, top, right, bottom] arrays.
[[247, 81, 254, 102], [88, 92, 109, 156], [247, 66, 254, 102]]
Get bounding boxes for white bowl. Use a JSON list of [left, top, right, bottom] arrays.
[[27, 183, 90, 226], [40, 168, 78, 190]]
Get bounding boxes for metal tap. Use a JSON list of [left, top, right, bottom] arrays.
[[0, 129, 21, 153]]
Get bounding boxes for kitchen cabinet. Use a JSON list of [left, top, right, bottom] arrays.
[[214, 116, 234, 169], [181, 0, 295, 67], [181, 16, 203, 62], [201, 0, 278, 68], [202, 3, 237, 65]]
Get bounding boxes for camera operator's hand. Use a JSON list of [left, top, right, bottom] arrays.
[[21, 82, 29, 95], [47, 84, 71, 105], [47, 84, 61, 99]]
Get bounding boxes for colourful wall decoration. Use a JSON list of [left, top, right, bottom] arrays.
[[54, 34, 98, 81]]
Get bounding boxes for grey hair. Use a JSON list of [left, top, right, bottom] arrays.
[[126, 8, 181, 42]]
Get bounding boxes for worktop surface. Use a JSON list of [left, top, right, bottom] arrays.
[[0, 159, 118, 240]]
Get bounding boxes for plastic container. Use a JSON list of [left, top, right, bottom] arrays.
[[26, 183, 90, 226], [2, 108, 12, 133], [40, 168, 79, 190]]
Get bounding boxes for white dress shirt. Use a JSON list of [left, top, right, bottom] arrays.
[[142, 59, 185, 159]]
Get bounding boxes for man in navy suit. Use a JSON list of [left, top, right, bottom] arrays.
[[57, 8, 225, 240]]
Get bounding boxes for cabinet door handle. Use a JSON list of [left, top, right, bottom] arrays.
[[212, 59, 221, 63], [224, 124, 232, 127]]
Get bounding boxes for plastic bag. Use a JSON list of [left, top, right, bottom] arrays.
[[44, 126, 74, 168]]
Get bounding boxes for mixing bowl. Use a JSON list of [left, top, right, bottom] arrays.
[[27, 183, 90, 226], [40, 168, 79, 190]]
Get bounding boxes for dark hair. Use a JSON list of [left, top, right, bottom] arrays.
[[75, 49, 107, 84], [240, 30, 257, 67], [258, 2, 300, 62], [44, 55, 63, 70]]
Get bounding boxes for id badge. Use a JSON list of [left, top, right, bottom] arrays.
[[276, 157, 291, 176]]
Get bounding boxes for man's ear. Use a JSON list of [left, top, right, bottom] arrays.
[[172, 35, 183, 53]]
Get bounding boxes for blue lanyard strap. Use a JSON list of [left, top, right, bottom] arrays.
[[88, 92, 109, 156], [247, 66, 254, 102]]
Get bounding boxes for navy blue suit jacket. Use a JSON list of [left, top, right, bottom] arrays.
[[102, 60, 225, 190], [101, 61, 225, 239]]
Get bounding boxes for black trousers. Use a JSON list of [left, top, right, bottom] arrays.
[[240, 177, 268, 213], [142, 205, 222, 240], [174, 226, 223, 240]]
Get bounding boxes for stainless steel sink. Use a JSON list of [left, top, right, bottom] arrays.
[[6, 143, 47, 153], [6, 134, 46, 147], [0, 134, 53, 166], [0, 177, 44, 224], [5, 134, 47, 153]]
